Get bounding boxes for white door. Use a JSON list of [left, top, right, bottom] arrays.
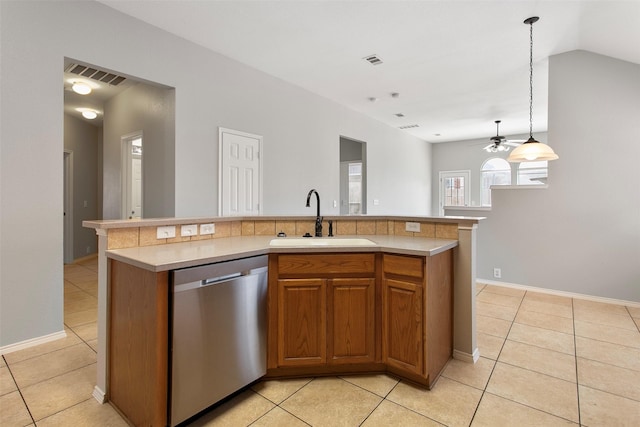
[[131, 156, 142, 218], [63, 151, 73, 263], [122, 133, 143, 219], [438, 170, 470, 215], [219, 128, 262, 216]]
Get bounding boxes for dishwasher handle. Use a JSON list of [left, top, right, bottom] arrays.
[[203, 272, 242, 286]]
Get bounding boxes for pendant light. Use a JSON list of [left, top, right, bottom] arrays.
[[508, 17, 559, 163]]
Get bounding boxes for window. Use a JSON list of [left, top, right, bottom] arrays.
[[518, 161, 548, 185], [481, 158, 511, 206], [439, 170, 470, 215]]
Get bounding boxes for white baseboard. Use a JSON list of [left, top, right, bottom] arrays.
[[453, 348, 480, 364], [0, 330, 67, 355], [93, 385, 107, 404], [478, 278, 640, 308]]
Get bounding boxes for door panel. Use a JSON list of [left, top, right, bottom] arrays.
[[328, 278, 375, 364], [220, 129, 262, 216], [277, 279, 327, 366], [382, 278, 423, 375]]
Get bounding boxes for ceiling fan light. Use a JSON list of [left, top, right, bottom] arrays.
[[507, 139, 559, 162]]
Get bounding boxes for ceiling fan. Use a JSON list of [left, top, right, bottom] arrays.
[[483, 120, 525, 153]]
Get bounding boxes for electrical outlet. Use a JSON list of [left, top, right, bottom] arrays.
[[200, 223, 215, 235], [181, 224, 197, 237], [157, 226, 176, 239], [493, 268, 502, 279], [405, 222, 421, 232]]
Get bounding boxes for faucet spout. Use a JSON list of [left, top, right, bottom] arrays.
[[305, 189, 322, 237]]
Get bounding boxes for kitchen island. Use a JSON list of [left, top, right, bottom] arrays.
[[85, 215, 481, 425]]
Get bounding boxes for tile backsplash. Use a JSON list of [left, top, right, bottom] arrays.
[[106, 218, 460, 250]]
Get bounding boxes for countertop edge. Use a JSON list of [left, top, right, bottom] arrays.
[[85, 215, 483, 230], [106, 236, 458, 272]]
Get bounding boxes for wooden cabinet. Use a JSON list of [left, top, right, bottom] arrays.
[[277, 278, 327, 366], [328, 278, 376, 364], [382, 251, 453, 387], [382, 277, 423, 375], [268, 253, 378, 373], [268, 250, 452, 387], [108, 260, 169, 427]]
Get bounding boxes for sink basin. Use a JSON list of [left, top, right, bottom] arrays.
[[269, 238, 376, 247]]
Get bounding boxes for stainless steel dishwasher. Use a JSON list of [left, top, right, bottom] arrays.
[[170, 255, 268, 426]]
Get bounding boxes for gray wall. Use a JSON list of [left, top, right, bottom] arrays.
[[448, 51, 640, 303], [63, 114, 100, 259], [103, 82, 176, 219], [0, 1, 431, 347]]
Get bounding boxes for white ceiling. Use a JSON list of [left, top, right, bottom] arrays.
[[97, 0, 640, 142]]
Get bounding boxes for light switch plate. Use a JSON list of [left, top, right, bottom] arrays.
[[181, 224, 197, 237], [157, 226, 176, 239], [200, 223, 215, 235], [405, 222, 421, 232]]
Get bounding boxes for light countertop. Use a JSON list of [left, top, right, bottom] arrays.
[[106, 235, 458, 272]]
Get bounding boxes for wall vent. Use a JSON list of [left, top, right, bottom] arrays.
[[363, 55, 383, 66], [65, 63, 127, 86], [399, 124, 419, 129]]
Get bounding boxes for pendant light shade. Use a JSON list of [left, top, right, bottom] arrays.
[[508, 16, 559, 163], [507, 137, 559, 162]]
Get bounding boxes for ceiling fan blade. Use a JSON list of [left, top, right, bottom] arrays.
[[483, 143, 494, 150]]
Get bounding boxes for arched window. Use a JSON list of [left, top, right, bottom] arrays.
[[481, 158, 511, 206], [518, 160, 548, 185]]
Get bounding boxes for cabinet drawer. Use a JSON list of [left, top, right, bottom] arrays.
[[277, 254, 375, 275], [383, 254, 424, 279]]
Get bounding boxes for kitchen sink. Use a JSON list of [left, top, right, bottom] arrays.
[[269, 237, 376, 247]]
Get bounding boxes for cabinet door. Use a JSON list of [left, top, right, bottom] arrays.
[[382, 278, 423, 376], [328, 278, 375, 364], [277, 279, 326, 366]]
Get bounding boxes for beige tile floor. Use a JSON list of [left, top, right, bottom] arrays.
[[1, 260, 639, 426]]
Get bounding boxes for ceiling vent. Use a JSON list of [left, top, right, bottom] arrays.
[[399, 124, 419, 129], [65, 63, 127, 86], [363, 55, 383, 66]]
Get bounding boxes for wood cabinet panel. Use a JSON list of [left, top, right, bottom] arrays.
[[277, 254, 375, 276], [277, 279, 327, 366], [109, 260, 169, 427], [382, 278, 423, 375], [328, 278, 375, 364], [425, 250, 453, 382], [383, 254, 424, 279]]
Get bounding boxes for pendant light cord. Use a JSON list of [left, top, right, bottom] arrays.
[[529, 20, 534, 139]]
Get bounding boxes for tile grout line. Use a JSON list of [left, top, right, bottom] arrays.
[[571, 297, 582, 427], [3, 354, 37, 426], [467, 287, 525, 426]]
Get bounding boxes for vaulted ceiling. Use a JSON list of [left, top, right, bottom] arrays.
[[98, 0, 640, 142]]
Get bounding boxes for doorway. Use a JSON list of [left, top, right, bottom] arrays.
[[121, 133, 143, 219], [339, 137, 367, 215]]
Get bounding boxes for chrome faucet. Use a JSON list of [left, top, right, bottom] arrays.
[[305, 189, 322, 237]]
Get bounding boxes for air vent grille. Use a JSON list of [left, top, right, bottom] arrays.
[[65, 63, 127, 86], [399, 124, 419, 129], [364, 55, 383, 66]]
